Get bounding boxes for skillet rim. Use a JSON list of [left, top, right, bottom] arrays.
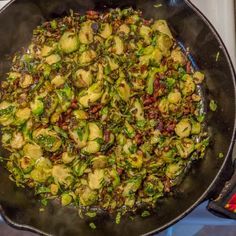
[[0, 0, 235, 235]]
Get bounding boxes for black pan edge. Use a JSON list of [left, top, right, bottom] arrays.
[[145, 0, 236, 234]]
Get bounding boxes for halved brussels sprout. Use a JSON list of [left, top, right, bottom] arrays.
[[79, 21, 94, 44], [61, 193, 73, 206], [157, 34, 173, 56], [69, 123, 89, 148], [30, 157, 52, 183], [15, 107, 31, 125], [81, 140, 100, 154], [23, 143, 43, 160], [78, 82, 103, 107], [59, 31, 79, 53], [10, 132, 24, 150], [107, 57, 119, 71], [158, 98, 169, 115], [124, 121, 135, 138], [77, 186, 98, 206], [62, 151, 76, 164], [175, 119, 191, 138], [41, 44, 57, 57], [122, 177, 142, 197], [108, 36, 124, 55], [88, 122, 103, 141], [180, 75, 196, 96], [123, 139, 135, 155], [88, 169, 105, 190], [73, 161, 88, 177], [116, 77, 130, 102], [30, 96, 44, 116], [167, 91, 181, 104], [79, 50, 97, 64], [109, 169, 120, 188], [51, 75, 65, 88], [0, 101, 15, 126], [100, 23, 112, 39], [56, 84, 74, 111], [50, 183, 59, 195], [92, 155, 108, 169], [133, 99, 144, 121], [128, 153, 143, 169], [152, 20, 173, 38], [20, 156, 34, 173], [139, 25, 152, 44], [171, 49, 186, 66], [19, 74, 33, 88], [45, 54, 61, 65], [74, 69, 93, 88], [165, 161, 184, 179], [52, 164, 74, 188], [73, 110, 89, 120], [33, 128, 62, 152], [193, 71, 205, 84], [191, 120, 201, 135], [175, 138, 195, 158], [143, 175, 164, 197], [118, 24, 130, 35]]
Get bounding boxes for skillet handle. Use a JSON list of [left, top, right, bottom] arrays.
[[207, 159, 236, 220]]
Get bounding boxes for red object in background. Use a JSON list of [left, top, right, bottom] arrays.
[[225, 193, 236, 213]]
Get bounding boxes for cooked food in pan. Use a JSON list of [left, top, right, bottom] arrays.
[[0, 8, 207, 214]]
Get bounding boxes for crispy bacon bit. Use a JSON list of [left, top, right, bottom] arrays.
[[117, 168, 123, 175], [135, 133, 143, 145], [89, 104, 103, 114], [140, 65, 148, 73], [143, 95, 155, 106], [166, 121, 176, 133], [186, 61, 192, 74], [86, 10, 99, 19], [104, 130, 111, 143], [164, 178, 171, 192]]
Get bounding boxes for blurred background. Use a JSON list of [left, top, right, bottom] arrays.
[[0, 0, 235, 235]]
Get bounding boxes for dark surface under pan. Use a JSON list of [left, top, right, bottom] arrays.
[[0, 0, 235, 235]]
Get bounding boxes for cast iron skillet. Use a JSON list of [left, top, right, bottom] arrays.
[[0, 0, 235, 235]]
